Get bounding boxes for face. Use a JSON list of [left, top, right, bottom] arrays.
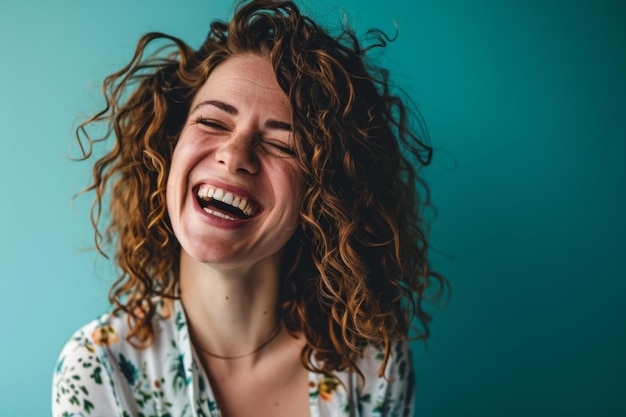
[[166, 54, 303, 271]]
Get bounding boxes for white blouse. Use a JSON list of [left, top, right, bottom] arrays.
[[52, 298, 415, 417]]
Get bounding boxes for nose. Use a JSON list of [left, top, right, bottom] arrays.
[[214, 134, 259, 174]]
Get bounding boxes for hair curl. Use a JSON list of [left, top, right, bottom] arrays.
[[77, 0, 447, 377]]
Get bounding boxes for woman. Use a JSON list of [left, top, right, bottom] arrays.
[[52, 1, 445, 416]]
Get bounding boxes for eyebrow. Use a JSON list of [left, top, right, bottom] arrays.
[[193, 100, 238, 116], [192, 100, 292, 132], [264, 119, 292, 132]]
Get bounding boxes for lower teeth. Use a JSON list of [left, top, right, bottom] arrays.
[[203, 207, 237, 221]]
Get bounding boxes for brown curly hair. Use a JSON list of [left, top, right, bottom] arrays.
[[77, 0, 447, 377]]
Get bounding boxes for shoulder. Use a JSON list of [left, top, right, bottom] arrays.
[[354, 341, 415, 417], [54, 298, 178, 373], [315, 342, 415, 417], [358, 340, 413, 382], [52, 310, 124, 416], [52, 299, 178, 416]]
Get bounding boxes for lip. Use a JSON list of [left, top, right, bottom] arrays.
[[191, 179, 263, 228]]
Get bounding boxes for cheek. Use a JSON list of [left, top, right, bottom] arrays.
[[165, 145, 191, 210], [167, 138, 202, 186], [165, 152, 182, 199], [282, 170, 305, 218]]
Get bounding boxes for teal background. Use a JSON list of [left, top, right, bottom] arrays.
[[1, 0, 624, 415]]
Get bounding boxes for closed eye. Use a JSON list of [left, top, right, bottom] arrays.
[[263, 141, 296, 157], [195, 117, 229, 131]]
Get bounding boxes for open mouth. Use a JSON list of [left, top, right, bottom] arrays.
[[196, 184, 259, 221]]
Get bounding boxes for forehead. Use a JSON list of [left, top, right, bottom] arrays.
[[191, 54, 290, 115]]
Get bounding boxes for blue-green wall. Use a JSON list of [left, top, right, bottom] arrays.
[[1, 0, 624, 415]]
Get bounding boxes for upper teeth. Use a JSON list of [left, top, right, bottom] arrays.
[[197, 185, 258, 217]]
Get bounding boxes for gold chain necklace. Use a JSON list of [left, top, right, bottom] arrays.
[[200, 324, 283, 360]]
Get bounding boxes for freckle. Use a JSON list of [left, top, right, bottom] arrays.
[[225, 296, 230, 300]]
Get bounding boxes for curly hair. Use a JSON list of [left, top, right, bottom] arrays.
[[77, 0, 447, 377]]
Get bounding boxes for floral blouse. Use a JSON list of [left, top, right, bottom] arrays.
[[52, 299, 415, 417]]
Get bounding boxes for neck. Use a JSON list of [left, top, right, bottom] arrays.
[[179, 249, 283, 363]]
